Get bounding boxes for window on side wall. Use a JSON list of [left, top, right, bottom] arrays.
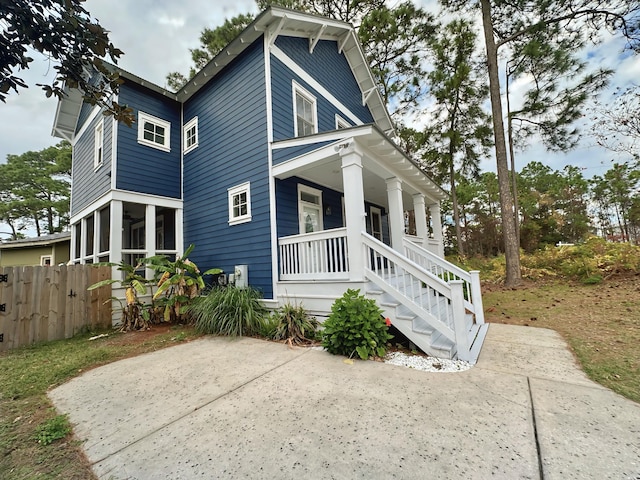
[[183, 116, 198, 154], [228, 182, 251, 225], [94, 120, 104, 170], [137, 111, 171, 152], [335, 115, 350, 129], [293, 82, 317, 137]]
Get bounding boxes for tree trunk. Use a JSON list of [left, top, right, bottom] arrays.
[[450, 157, 465, 257], [480, 0, 522, 286]]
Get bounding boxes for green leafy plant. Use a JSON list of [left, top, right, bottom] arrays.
[[267, 303, 319, 346], [321, 289, 393, 360], [88, 245, 220, 330], [35, 414, 71, 446], [189, 286, 267, 337], [147, 244, 222, 324], [88, 258, 152, 331]]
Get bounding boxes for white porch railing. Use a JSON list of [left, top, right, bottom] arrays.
[[402, 238, 485, 324], [362, 232, 473, 358], [278, 227, 349, 280]]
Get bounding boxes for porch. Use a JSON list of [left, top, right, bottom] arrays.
[[276, 228, 486, 362], [272, 125, 487, 362]]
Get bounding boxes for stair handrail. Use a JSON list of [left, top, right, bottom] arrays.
[[402, 238, 485, 324], [361, 232, 458, 341]]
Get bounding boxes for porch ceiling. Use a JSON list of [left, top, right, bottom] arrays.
[[272, 125, 447, 209]]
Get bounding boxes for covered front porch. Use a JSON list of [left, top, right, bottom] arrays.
[[271, 125, 487, 362]]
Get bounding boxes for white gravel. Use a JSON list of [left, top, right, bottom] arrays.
[[309, 345, 473, 372], [384, 352, 472, 372]]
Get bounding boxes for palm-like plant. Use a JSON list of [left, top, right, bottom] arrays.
[[146, 244, 222, 323]]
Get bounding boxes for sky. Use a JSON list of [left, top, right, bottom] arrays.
[[0, 0, 638, 235]]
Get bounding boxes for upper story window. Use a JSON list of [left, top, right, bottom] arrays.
[[138, 111, 171, 152], [335, 115, 350, 129], [228, 182, 252, 225], [293, 82, 317, 137], [94, 120, 104, 170], [183, 116, 198, 154]]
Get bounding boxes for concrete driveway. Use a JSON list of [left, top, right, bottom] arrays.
[[49, 324, 640, 479]]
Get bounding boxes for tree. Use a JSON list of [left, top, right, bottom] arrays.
[[1, 0, 131, 123], [591, 162, 640, 243], [442, 0, 640, 286], [418, 19, 492, 256], [591, 84, 640, 160], [166, 14, 256, 90], [0, 142, 72, 237]]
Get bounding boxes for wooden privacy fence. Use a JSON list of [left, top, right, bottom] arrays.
[[0, 265, 112, 352]]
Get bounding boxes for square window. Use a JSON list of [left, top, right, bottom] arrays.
[[137, 111, 171, 152], [228, 182, 251, 225], [183, 117, 198, 154], [293, 82, 317, 137]]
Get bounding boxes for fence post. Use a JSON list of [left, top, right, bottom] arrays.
[[469, 271, 485, 324], [450, 280, 471, 362]]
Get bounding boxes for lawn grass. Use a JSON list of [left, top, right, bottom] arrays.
[[0, 324, 202, 480], [483, 276, 640, 403]]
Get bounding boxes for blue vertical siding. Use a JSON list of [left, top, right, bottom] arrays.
[[116, 83, 181, 198], [182, 40, 273, 298], [70, 112, 112, 215]]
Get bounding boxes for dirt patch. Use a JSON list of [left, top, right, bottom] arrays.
[[482, 275, 640, 403]]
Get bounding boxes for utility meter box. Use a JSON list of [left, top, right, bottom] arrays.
[[234, 265, 248, 288]]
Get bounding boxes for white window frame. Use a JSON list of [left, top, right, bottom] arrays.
[[228, 182, 252, 226], [94, 119, 104, 170], [335, 114, 350, 129], [40, 255, 52, 267], [292, 81, 318, 137], [298, 184, 323, 233], [137, 111, 171, 152], [183, 116, 198, 154]]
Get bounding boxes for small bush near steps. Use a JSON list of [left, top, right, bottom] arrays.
[[321, 288, 393, 360], [266, 303, 319, 346]]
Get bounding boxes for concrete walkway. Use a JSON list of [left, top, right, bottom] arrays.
[[49, 324, 640, 479]]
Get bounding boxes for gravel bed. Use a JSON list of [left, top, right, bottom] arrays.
[[384, 352, 472, 372], [309, 346, 472, 372]]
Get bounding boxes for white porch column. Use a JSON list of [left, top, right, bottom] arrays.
[[413, 193, 428, 245], [341, 146, 366, 281], [386, 177, 405, 251], [429, 202, 445, 258], [110, 201, 123, 264], [145, 204, 156, 279]]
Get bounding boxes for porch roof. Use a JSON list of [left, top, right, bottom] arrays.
[[272, 124, 448, 207]]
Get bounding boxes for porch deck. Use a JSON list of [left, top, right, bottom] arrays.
[[276, 229, 487, 362]]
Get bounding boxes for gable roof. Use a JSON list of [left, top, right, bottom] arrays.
[[0, 232, 71, 250], [177, 6, 393, 134], [52, 6, 394, 139]]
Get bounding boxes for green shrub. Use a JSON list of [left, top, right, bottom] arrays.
[[321, 289, 393, 360], [267, 303, 319, 345], [35, 414, 71, 445], [258, 313, 280, 339], [188, 286, 267, 337]]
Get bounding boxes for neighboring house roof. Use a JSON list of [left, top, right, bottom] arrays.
[[0, 232, 71, 250], [52, 6, 394, 140]]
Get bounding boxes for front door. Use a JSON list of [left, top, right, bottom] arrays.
[[298, 185, 323, 233], [298, 185, 323, 272]]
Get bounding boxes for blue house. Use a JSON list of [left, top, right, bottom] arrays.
[[52, 7, 486, 361]]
